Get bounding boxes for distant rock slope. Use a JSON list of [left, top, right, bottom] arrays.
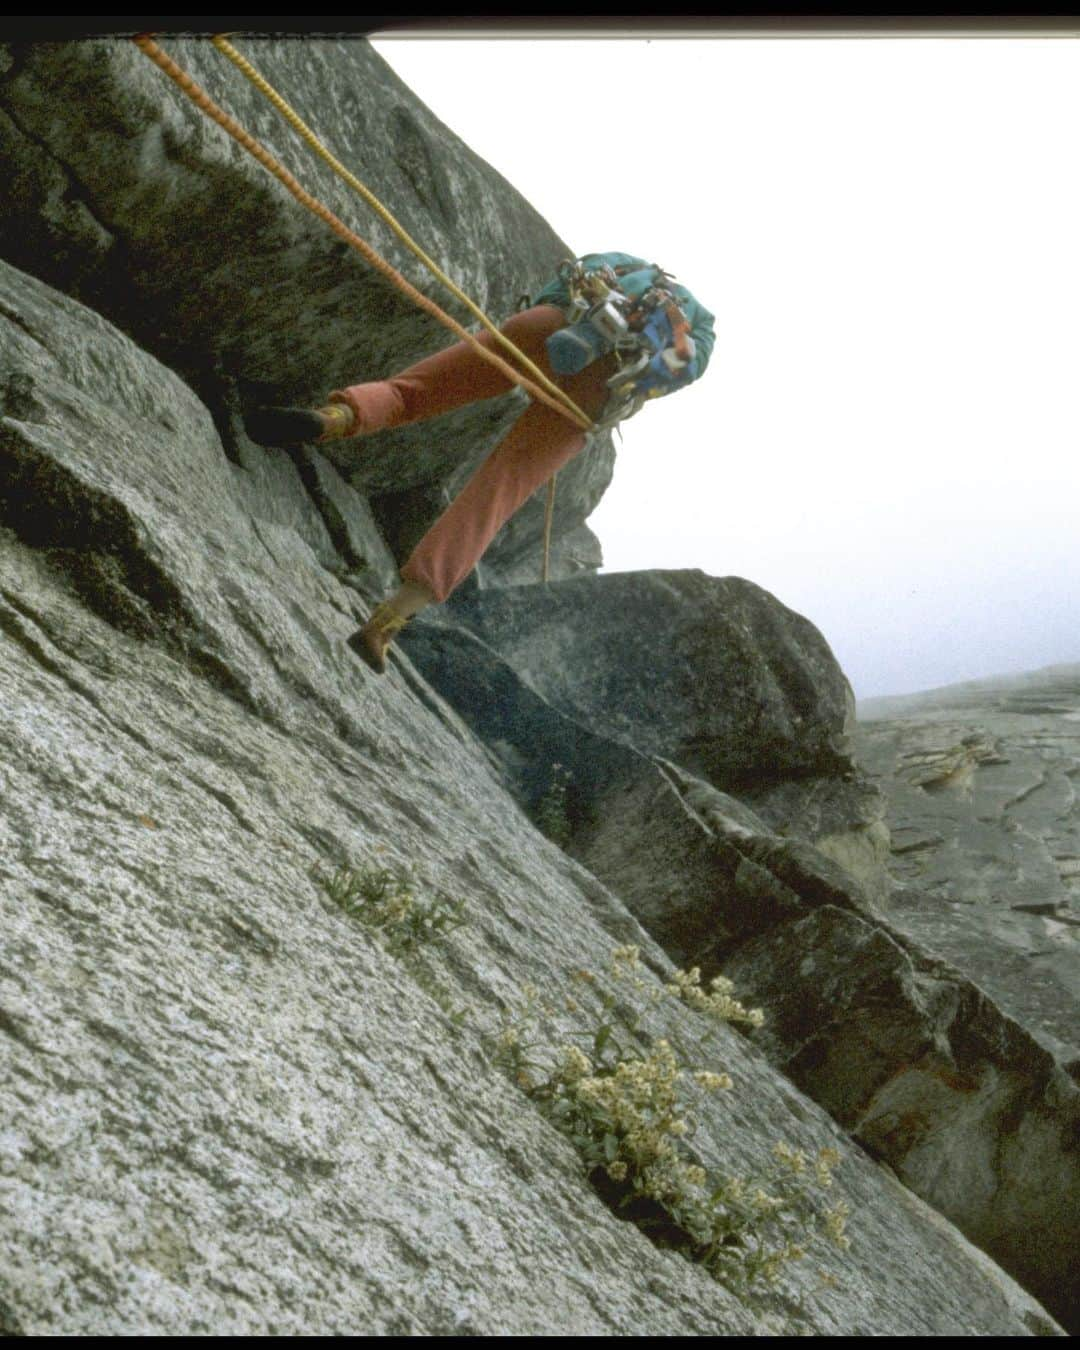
[[856, 664, 1080, 1069]]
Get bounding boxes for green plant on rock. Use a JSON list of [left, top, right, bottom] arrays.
[[314, 857, 466, 958], [533, 761, 574, 849], [491, 947, 851, 1294]]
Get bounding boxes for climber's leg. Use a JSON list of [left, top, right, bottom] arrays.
[[326, 304, 569, 433], [348, 345, 615, 672], [398, 402, 589, 603], [397, 328, 616, 604], [246, 306, 569, 446]]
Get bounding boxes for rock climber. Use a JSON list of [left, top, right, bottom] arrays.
[[246, 251, 715, 673]]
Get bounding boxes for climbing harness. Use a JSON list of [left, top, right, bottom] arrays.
[[131, 34, 591, 581]]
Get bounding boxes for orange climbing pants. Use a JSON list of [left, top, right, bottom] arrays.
[[329, 305, 616, 603]]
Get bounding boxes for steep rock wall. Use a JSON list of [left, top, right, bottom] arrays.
[[0, 35, 612, 585]]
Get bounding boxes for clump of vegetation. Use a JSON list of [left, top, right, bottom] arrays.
[[314, 857, 466, 958], [533, 761, 574, 849], [491, 947, 851, 1293]]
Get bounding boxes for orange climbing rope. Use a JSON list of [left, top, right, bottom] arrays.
[[208, 34, 589, 433], [130, 34, 593, 439]]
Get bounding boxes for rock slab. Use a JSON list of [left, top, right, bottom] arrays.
[[0, 250, 1065, 1336]]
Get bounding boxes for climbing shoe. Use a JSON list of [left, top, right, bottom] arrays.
[[317, 403, 356, 441], [244, 403, 355, 447], [347, 602, 409, 675]]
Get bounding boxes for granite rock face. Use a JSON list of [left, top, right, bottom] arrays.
[[406, 585, 1080, 1331], [405, 573, 892, 940], [0, 35, 612, 582], [856, 666, 1080, 1069], [0, 32, 1072, 1338], [724, 905, 1080, 1333], [586, 756, 1080, 1334], [0, 241, 1065, 1333]]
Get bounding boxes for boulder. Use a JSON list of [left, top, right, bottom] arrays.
[[442, 570, 857, 790], [405, 579, 890, 958]]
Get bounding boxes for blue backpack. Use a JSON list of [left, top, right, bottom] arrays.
[[533, 252, 716, 395]]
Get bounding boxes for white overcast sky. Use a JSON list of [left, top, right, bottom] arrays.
[[369, 36, 1079, 700]]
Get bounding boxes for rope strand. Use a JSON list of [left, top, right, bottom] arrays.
[[131, 35, 592, 434], [209, 35, 589, 432]]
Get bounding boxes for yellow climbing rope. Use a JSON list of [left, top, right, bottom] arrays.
[[209, 35, 590, 435], [131, 33, 578, 581]]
